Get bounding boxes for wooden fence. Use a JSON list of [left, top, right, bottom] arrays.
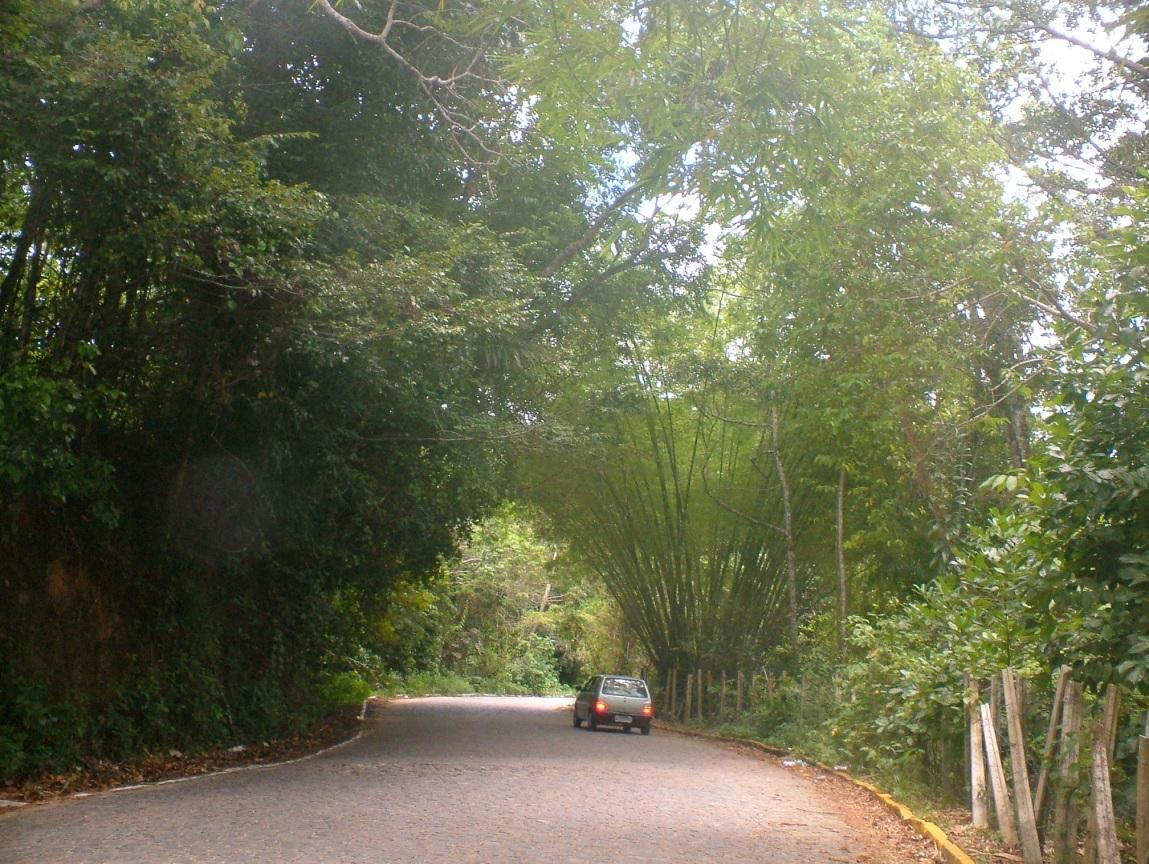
[[966, 667, 1149, 864], [658, 668, 763, 724]]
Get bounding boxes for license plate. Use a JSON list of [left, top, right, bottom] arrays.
[[614, 714, 632, 724]]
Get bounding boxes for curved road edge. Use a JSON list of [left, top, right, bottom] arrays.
[[0, 698, 377, 812], [655, 722, 977, 864]]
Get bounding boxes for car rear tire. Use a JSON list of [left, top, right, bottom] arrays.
[[586, 712, 597, 731], [640, 724, 651, 736], [572, 709, 582, 728]]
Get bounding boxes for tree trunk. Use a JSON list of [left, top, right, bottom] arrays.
[[770, 405, 800, 666], [836, 465, 848, 666], [0, 205, 39, 325], [16, 240, 45, 361]]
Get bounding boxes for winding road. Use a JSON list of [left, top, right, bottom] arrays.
[[0, 696, 926, 863]]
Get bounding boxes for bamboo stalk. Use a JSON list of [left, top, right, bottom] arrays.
[[684, 673, 693, 722], [736, 670, 744, 716], [1003, 669, 1043, 864], [970, 680, 989, 829], [982, 701, 1020, 847], [769, 405, 800, 665], [1049, 681, 1083, 864], [1090, 722, 1121, 864], [1034, 665, 1073, 829]]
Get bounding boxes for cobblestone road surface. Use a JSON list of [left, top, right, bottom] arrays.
[[0, 696, 929, 863]]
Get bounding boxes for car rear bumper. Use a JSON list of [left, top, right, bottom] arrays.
[[590, 711, 651, 729]]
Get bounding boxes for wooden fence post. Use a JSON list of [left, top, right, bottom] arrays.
[[684, 673, 693, 722], [1035, 665, 1073, 830], [695, 669, 702, 722], [1101, 684, 1122, 760], [981, 701, 1019, 847], [1049, 681, 1083, 864], [991, 674, 1002, 734], [720, 671, 727, 723], [706, 669, 713, 721], [1136, 711, 1148, 864], [964, 674, 973, 806], [1086, 684, 1123, 864], [1090, 722, 1121, 864], [1003, 669, 1043, 864], [970, 680, 989, 829]]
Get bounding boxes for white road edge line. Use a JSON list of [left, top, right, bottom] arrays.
[[8, 698, 375, 806]]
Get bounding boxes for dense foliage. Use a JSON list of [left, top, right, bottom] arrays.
[[0, 0, 574, 778]]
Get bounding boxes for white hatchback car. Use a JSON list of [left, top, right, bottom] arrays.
[[572, 674, 653, 734]]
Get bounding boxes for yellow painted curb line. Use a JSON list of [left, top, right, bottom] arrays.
[[846, 777, 975, 864], [659, 724, 976, 864]]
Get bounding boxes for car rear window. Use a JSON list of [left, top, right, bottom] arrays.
[[602, 678, 648, 698]]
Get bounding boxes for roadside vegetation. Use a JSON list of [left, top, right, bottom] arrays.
[[2, 2, 1148, 852]]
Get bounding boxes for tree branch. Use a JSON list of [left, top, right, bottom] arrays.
[[1017, 277, 1102, 338], [313, 0, 504, 164], [1033, 20, 1149, 81], [541, 180, 648, 278]]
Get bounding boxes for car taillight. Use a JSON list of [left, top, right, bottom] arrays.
[[642, 704, 653, 717], [594, 700, 608, 713]]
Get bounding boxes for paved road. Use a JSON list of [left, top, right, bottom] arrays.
[[0, 696, 908, 863]]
